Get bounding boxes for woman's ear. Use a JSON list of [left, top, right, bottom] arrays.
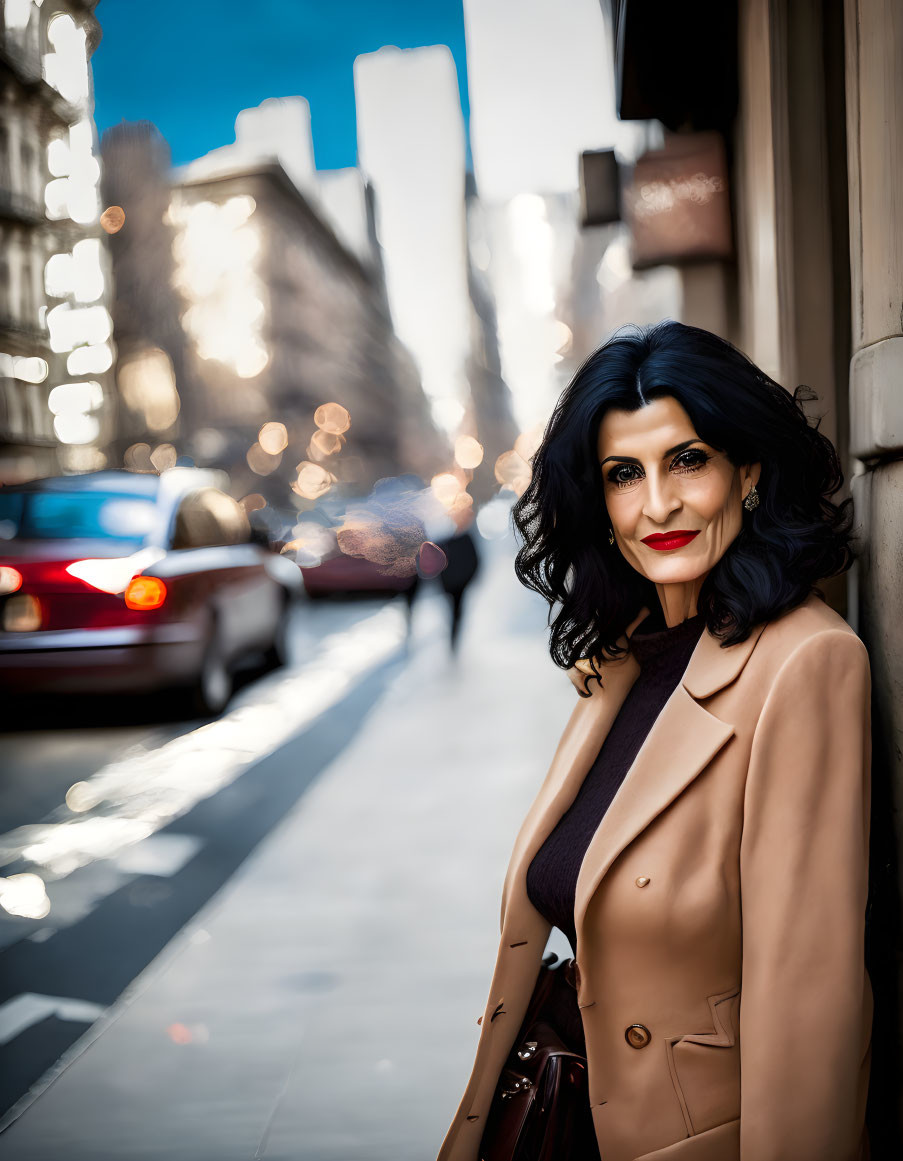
[[742, 461, 762, 495]]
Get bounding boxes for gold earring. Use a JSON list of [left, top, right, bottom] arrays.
[[608, 526, 615, 545], [743, 483, 760, 511]]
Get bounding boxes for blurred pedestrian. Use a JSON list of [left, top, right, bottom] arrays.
[[435, 511, 480, 652]]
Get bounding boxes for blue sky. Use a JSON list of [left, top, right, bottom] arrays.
[[92, 0, 471, 170]]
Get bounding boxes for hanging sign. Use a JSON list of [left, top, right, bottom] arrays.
[[624, 131, 733, 269]]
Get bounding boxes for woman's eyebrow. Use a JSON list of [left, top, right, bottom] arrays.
[[599, 438, 702, 467]]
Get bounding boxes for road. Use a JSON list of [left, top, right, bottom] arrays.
[[0, 596, 410, 1121]]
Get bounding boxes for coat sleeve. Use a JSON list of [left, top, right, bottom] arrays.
[[739, 628, 872, 1161]]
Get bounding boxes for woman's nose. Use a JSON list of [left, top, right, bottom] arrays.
[[642, 471, 681, 524]]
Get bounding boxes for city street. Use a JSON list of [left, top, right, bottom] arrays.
[[0, 0, 898, 1154], [0, 595, 409, 1119], [0, 540, 575, 1160]]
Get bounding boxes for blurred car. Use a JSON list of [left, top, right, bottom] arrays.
[[293, 481, 426, 599], [300, 552, 417, 598], [0, 469, 302, 714]]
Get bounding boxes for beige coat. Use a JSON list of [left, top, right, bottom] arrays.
[[438, 592, 872, 1161]]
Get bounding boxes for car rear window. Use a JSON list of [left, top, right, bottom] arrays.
[[0, 491, 157, 544]]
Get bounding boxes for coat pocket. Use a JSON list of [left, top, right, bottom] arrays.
[[664, 987, 741, 1137]]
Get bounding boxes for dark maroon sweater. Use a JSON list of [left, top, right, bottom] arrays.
[[526, 606, 706, 957]]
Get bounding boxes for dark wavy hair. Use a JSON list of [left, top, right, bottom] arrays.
[[512, 320, 856, 679]]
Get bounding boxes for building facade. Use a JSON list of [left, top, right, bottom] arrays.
[[0, 0, 113, 482], [98, 121, 195, 468], [166, 160, 446, 504]]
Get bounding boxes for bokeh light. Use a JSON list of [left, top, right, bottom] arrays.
[[0, 873, 51, 919], [314, 402, 351, 435], [293, 461, 334, 499], [14, 356, 49, 384], [258, 421, 288, 454], [308, 429, 344, 460], [417, 540, 448, 578], [454, 435, 484, 470], [247, 442, 282, 475], [124, 443, 154, 473], [167, 1023, 193, 1045], [514, 424, 545, 465], [168, 194, 269, 379], [150, 443, 177, 472], [430, 472, 461, 507], [66, 781, 101, 813], [117, 349, 181, 432], [100, 205, 126, 233], [494, 449, 532, 496]]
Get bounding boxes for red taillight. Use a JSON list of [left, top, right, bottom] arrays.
[[124, 575, 167, 611], [0, 566, 23, 595]]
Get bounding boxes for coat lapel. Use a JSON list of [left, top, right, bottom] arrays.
[[501, 608, 769, 942], [499, 608, 650, 932], [501, 651, 638, 931], [572, 613, 768, 944]]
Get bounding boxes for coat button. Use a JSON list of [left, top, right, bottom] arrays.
[[625, 1024, 652, 1049], [635, 876, 651, 888]]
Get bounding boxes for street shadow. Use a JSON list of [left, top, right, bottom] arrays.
[[0, 653, 282, 734]]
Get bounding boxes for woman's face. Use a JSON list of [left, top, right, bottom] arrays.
[[596, 395, 760, 588]]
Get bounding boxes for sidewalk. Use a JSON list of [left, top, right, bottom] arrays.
[[0, 539, 575, 1161]]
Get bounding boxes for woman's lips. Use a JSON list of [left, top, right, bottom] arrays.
[[640, 530, 700, 550]]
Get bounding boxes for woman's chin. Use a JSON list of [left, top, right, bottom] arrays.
[[631, 561, 710, 586]]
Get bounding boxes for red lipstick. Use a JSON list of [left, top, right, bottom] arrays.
[[640, 530, 700, 551]]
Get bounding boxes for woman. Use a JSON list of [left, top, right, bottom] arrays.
[[437, 321, 872, 1161]]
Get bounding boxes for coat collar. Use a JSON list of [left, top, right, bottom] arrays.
[[502, 606, 768, 945], [571, 604, 766, 700]]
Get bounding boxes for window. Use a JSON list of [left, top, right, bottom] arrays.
[[0, 491, 157, 543], [20, 141, 34, 203], [0, 125, 10, 193], [20, 255, 35, 326], [0, 258, 9, 319]]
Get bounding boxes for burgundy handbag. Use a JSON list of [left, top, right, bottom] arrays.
[[479, 953, 597, 1161]]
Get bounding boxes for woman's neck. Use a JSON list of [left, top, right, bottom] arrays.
[[654, 575, 706, 628]]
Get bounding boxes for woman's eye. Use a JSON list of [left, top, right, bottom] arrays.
[[673, 449, 710, 473], [607, 465, 641, 487]]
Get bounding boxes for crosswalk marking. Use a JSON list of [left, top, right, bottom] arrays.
[[0, 993, 106, 1048]]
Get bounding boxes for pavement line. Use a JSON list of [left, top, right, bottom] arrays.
[[0, 603, 408, 887], [112, 833, 203, 877], [0, 993, 106, 1048]]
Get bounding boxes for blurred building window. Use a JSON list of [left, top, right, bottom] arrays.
[[20, 254, 34, 327], [0, 380, 25, 440], [0, 257, 9, 319], [20, 140, 32, 202], [171, 488, 251, 550], [43, 14, 90, 108], [33, 382, 52, 440], [0, 124, 9, 192], [4, 0, 35, 34]]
